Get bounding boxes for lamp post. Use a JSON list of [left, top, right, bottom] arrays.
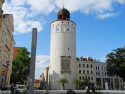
[[5, 61, 10, 87]]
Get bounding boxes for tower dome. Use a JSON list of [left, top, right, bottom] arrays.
[[57, 8, 70, 20]]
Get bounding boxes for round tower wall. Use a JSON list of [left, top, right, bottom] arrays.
[[50, 20, 77, 89]]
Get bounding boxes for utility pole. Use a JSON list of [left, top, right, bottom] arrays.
[[27, 28, 37, 94]]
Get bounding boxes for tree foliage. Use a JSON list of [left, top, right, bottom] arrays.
[[84, 79, 90, 86], [11, 47, 30, 84], [72, 78, 82, 89], [58, 78, 68, 90], [106, 46, 125, 81], [72, 79, 81, 87]]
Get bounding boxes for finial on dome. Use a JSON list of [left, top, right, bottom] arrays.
[[63, 0, 65, 8]]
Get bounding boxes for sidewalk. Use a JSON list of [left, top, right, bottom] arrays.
[[34, 90, 125, 94]]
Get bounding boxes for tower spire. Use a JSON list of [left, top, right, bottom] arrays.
[[63, 0, 65, 8]]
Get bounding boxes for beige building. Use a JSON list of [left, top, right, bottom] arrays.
[[77, 56, 123, 90], [77, 56, 95, 85], [0, 0, 15, 88]]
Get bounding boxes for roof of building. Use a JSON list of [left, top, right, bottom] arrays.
[[34, 80, 40, 83], [57, 8, 70, 20], [76, 56, 94, 61], [58, 8, 70, 15]]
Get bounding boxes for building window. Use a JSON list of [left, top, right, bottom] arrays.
[[85, 77, 87, 80], [87, 70, 89, 74], [79, 70, 81, 74], [102, 67, 103, 70], [98, 67, 99, 70], [67, 29, 69, 31], [99, 72, 100, 75], [79, 64, 81, 68], [88, 76, 90, 80], [79, 76, 81, 80], [91, 71, 93, 74], [83, 70, 85, 74], [91, 77, 93, 80], [102, 72, 103, 75], [96, 67, 97, 70], [83, 64, 85, 68], [105, 73, 107, 76], [87, 64, 89, 68], [91, 64, 92, 68], [82, 76, 84, 80]]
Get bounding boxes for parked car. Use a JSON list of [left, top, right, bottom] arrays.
[[1, 87, 12, 94], [15, 85, 27, 94]]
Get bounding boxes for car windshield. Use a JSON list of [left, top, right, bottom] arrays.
[[18, 86, 25, 89]]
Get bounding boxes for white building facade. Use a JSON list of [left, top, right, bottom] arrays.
[[49, 8, 77, 89]]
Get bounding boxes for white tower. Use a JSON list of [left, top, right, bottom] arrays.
[[49, 8, 77, 89]]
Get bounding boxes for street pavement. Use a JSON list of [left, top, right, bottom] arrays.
[[34, 90, 125, 94]]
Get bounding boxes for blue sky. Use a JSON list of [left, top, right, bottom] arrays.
[[3, 0, 125, 79]]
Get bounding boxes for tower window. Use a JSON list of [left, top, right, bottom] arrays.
[[68, 47, 69, 50], [67, 29, 69, 31]]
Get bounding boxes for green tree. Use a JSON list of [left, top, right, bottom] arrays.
[[84, 78, 90, 86], [106, 46, 125, 81], [11, 47, 30, 84], [84, 79, 90, 93], [72, 78, 81, 89], [58, 78, 68, 90]]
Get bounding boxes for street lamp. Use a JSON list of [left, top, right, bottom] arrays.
[[5, 61, 11, 87]]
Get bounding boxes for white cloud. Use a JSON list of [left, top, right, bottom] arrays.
[[35, 55, 50, 79], [26, 0, 56, 15], [97, 13, 119, 19], [99, 57, 107, 62], [115, 0, 125, 4], [2, 0, 125, 34], [3, 0, 43, 34]]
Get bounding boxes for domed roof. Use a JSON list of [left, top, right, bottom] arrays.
[[57, 8, 70, 20], [58, 8, 70, 15]]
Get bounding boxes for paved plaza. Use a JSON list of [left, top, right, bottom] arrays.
[[34, 90, 125, 94]]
